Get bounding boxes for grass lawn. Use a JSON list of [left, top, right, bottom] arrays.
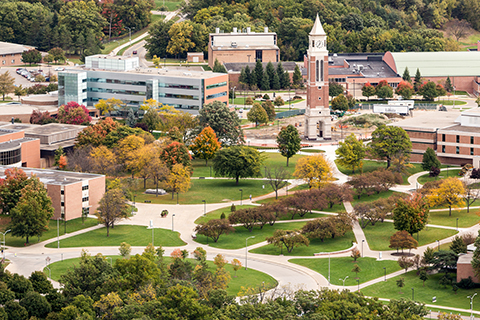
[[2, 218, 99, 247], [428, 209, 480, 228], [290, 257, 401, 286], [300, 149, 325, 153], [250, 230, 355, 256], [133, 179, 276, 204], [154, 0, 181, 10], [194, 221, 308, 249], [101, 29, 147, 54], [351, 190, 400, 206], [151, 14, 165, 24], [417, 169, 462, 184], [44, 225, 186, 248], [438, 100, 467, 106], [362, 270, 480, 311], [191, 153, 305, 179], [44, 256, 277, 297], [362, 222, 457, 251], [194, 205, 257, 224]]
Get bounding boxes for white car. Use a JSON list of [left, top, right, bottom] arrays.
[[55, 67, 65, 71]]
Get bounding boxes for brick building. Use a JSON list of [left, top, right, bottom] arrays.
[[457, 253, 479, 283], [0, 128, 40, 168], [0, 42, 34, 67], [208, 27, 279, 68], [0, 166, 105, 221]]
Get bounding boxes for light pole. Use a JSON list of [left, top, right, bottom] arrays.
[[456, 218, 459, 231], [412, 287, 415, 301], [126, 27, 135, 46], [357, 279, 360, 292], [453, 86, 456, 108], [57, 218, 59, 249], [437, 240, 440, 251], [1, 229, 10, 259], [328, 253, 331, 285], [468, 293, 477, 320], [239, 189, 243, 205], [245, 236, 255, 270], [176, 192, 179, 205], [149, 220, 154, 247], [202, 200, 206, 216], [172, 213, 175, 231], [340, 276, 349, 288], [231, 86, 236, 105], [361, 239, 365, 257], [383, 267, 386, 282], [133, 195, 136, 208]]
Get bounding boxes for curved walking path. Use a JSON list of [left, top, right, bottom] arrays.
[[4, 143, 480, 315]]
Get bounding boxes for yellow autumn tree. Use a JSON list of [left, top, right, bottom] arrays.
[[90, 146, 117, 175], [132, 144, 160, 188], [190, 126, 221, 166], [293, 154, 334, 188], [117, 135, 145, 174], [428, 177, 465, 216], [166, 163, 191, 199], [95, 97, 123, 115], [167, 21, 195, 57]]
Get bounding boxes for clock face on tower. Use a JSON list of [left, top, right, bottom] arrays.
[[316, 40, 324, 49]]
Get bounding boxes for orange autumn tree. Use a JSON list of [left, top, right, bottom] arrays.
[[190, 126, 221, 166], [58, 155, 67, 169]]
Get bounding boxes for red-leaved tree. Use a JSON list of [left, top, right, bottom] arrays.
[[57, 101, 92, 125]]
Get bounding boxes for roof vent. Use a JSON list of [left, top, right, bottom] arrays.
[[247, 27, 251, 33]]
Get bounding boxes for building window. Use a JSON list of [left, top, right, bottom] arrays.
[[61, 190, 64, 195], [274, 35, 277, 45], [315, 60, 319, 82], [206, 82, 227, 90], [0, 147, 21, 165], [471, 148, 474, 156], [61, 202, 64, 207], [471, 136, 474, 144], [456, 135, 460, 143], [456, 146, 459, 154], [442, 145, 445, 153], [442, 134, 445, 142], [320, 60, 323, 82], [11, 60, 14, 64], [206, 91, 227, 100], [2, 61, 5, 65], [82, 185, 89, 191], [255, 50, 262, 62], [82, 197, 89, 202]]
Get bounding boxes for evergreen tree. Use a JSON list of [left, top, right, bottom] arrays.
[[421, 147, 441, 171], [254, 60, 264, 89], [276, 62, 287, 88], [292, 64, 302, 87], [265, 62, 276, 89], [260, 72, 270, 90], [472, 231, 480, 279], [445, 76, 453, 92], [239, 68, 247, 85], [283, 69, 291, 88], [126, 109, 136, 128], [244, 65, 253, 87], [449, 235, 467, 254], [272, 72, 281, 90], [213, 59, 227, 73], [402, 67, 411, 82], [414, 68, 422, 92]]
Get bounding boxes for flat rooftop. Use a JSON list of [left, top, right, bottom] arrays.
[[0, 166, 104, 186], [212, 45, 279, 50], [0, 123, 86, 136], [0, 42, 32, 55], [224, 62, 297, 72], [70, 66, 226, 79], [0, 103, 57, 115], [0, 138, 36, 151], [391, 111, 461, 131], [87, 54, 137, 61], [328, 53, 398, 78]]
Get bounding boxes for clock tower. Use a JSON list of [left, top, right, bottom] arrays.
[[305, 14, 331, 140]]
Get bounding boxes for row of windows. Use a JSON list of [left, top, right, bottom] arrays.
[[87, 87, 146, 96], [206, 91, 227, 100], [159, 92, 199, 100], [82, 197, 89, 202], [206, 82, 227, 90], [442, 134, 475, 144], [88, 97, 140, 105], [82, 185, 89, 191], [332, 78, 346, 83], [0, 148, 21, 165], [441, 145, 475, 156], [1, 54, 15, 57], [87, 78, 147, 86], [2, 60, 15, 65], [159, 83, 199, 90]]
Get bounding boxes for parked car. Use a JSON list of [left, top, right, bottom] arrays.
[[133, 50, 138, 54], [55, 67, 64, 71]]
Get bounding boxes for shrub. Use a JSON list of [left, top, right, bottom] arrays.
[[263, 94, 270, 100], [429, 167, 440, 177], [35, 75, 45, 82], [245, 97, 254, 105], [220, 212, 226, 219], [161, 210, 168, 217], [230, 204, 236, 212], [274, 96, 284, 106], [471, 168, 480, 179], [457, 277, 477, 289], [462, 232, 476, 245], [293, 95, 302, 100]]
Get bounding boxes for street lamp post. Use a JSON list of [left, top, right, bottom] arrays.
[[239, 189, 243, 205], [468, 293, 477, 320], [172, 213, 175, 231], [437, 240, 440, 251], [57, 218, 59, 249], [412, 288, 415, 301], [453, 86, 456, 108], [202, 200, 206, 216], [361, 239, 365, 257], [383, 267, 386, 281], [456, 218, 459, 231], [340, 276, 349, 288], [357, 279, 360, 292], [149, 220, 154, 247], [1, 229, 10, 259], [176, 192, 179, 205], [133, 195, 136, 207], [231, 86, 236, 105], [126, 27, 135, 46], [245, 236, 255, 270]]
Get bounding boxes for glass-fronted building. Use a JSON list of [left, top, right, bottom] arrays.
[[58, 55, 229, 113]]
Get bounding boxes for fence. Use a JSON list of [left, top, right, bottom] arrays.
[[355, 103, 438, 110], [276, 109, 305, 119]]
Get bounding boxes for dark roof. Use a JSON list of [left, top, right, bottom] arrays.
[[225, 62, 298, 73], [328, 53, 398, 78]]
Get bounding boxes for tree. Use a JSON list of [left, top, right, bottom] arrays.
[[414, 68, 422, 92], [266, 229, 309, 253], [195, 219, 235, 243], [265, 167, 289, 199], [428, 177, 465, 216], [472, 232, 480, 279], [351, 264, 361, 279], [253, 59, 264, 89], [261, 100, 276, 122], [166, 163, 191, 199], [126, 109, 136, 128], [190, 126, 221, 166], [450, 235, 467, 254], [293, 154, 333, 188], [421, 147, 441, 171], [331, 94, 349, 111], [419, 81, 442, 101], [48, 47, 66, 63], [167, 21, 195, 57], [402, 67, 411, 82], [21, 49, 42, 65], [335, 133, 365, 173], [14, 85, 27, 101], [392, 193, 429, 235], [5, 301, 28, 320], [447, 18, 471, 41], [375, 81, 393, 99], [76, 117, 119, 147], [419, 269, 428, 286], [119, 242, 131, 258], [276, 62, 289, 89], [197, 101, 243, 146], [96, 188, 129, 236], [95, 98, 124, 116], [29, 271, 53, 294], [266, 62, 277, 90], [54, 146, 65, 168], [212, 59, 227, 73], [329, 81, 344, 97], [247, 102, 268, 126], [433, 250, 458, 273], [213, 146, 264, 185], [292, 64, 302, 87], [9, 177, 54, 244], [351, 248, 361, 262], [395, 81, 414, 99], [0, 71, 15, 101], [370, 125, 412, 168], [160, 141, 191, 169], [20, 291, 52, 319], [277, 125, 301, 167], [57, 101, 91, 125], [397, 256, 414, 273], [362, 83, 376, 100], [445, 76, 453, 92], [389, 231, 418, 254], [463, 184, 480, 213], [396, 277, 405, 293], [231, 259, 242, 277], [145, 19, 175, 58]]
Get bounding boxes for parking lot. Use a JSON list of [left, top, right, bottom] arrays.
[[0, 66, 61, 88]]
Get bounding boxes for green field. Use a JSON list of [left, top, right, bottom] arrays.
[[44, 225, 186, 248], [194, 205, 257, 224], [361, 222, 457, 251], [194, 221, 307, 249], [250, 230, 355, 256], [290, 257, 401, 286], [351, 190, 400, 205], [132, 179, 276, 204], [3, 218, 99, 247], [438, 100, 467, 106], [101, 29, 148, 54], [417, 169, 462, 184], [362, 270, 480, 311], [44, 255, 277, 297], [154, 0, 181, 10], [428, 209, 480, 228]]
